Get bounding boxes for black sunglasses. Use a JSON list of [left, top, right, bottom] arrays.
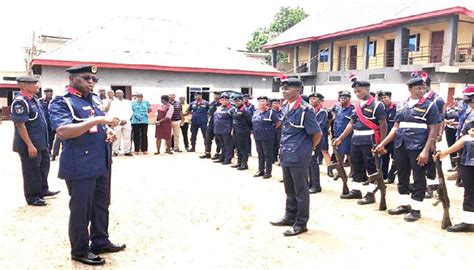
[[79, 75, 99, 83]]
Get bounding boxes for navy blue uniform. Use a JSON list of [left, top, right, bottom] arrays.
[[187, 100, 209, 149], [245, 102, 256, 155], [252, 108, 279, 175], [273, 109, 283, 162], [39, 97, 55, 154], [232, 104, 252, 166], [11, 93, 51, 203], [444, 105, 460, 167], [460, 110, 474, 217], [424, 90, 444, 186], [333, 103, 354, 155], [381, 103, 397, 181], [394, 97, 440, 209], [213, 104, 235, 162], [49, 87, 112, 257], [309, 106, 328, 190], [280, 97, 321, 228], [204, 100, 221, 154]]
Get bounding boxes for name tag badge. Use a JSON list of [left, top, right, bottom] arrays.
[[82, 106, 92, 110], [89, 125, 98, 133], [364, 108, 373, 113], [414, 107, 426, 113]]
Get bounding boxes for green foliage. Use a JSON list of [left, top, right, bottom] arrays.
[[246, 28, 270, 53]]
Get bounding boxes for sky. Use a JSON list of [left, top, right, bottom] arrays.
[[1, 0, 472, 71]]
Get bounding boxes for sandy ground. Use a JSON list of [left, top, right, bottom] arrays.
[[0, 120, 473, 270]]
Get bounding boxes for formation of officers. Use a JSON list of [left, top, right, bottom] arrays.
[[10, 64, 474, 264]]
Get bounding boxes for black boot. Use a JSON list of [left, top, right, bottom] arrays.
[[254, 171, 264, 177], [447, 223, 474, 232], [238, 157, 248, 170], [263, 171, 272, 179], [340, 190, 362, 199], [232, 157, 242, 168], [309, 186, 322, 194], [388, 205, 411, 215], [357, 192, 376, 205], [425, 185, 436, 199], [188, 146, 196, 152], [200, 153, 211, 159], [404, 210, 421, 222], [211, 153, 220, 160], [327, 167, 334, 178]]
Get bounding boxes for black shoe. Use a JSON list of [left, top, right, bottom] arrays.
[[327, 167, 334, 178], [279, 179, 284, 183], [404, 210, 421, 222], [385, 178, 395, 184], [221, 160, 231, 165], [425, 187, 434, 199], [27, 198, 47, 206], [388, 205, 411, 215], [71, 252, 105, 266], [200, 153, 211, 159], [165, 150, 174, 155], [43, 190, 60, 197], [270, 218, 295, 227], [214, 159, 223, 163], [211, 154, 220, 160], [124, 152, 133, 156], [91, 243, 126, 254], [357, 193, 375, 205], [340, 190, 362, 199], [254, 171, 264, 177], [112, 153, 119, 157], [447, 167, 457, 172], [447, 222, 474, 233], [231, 163, 241, 168], [51, 156, 56, 161], [237, 164, 248, 170], [262, 173, 272, 179], [456, 181, 464, 187], [283, 226, 308, 237], [309, 187, 322, 194], [188, 147, 196, 152], [174, 149, 182, 153]]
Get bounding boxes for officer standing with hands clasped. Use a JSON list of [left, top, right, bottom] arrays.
[[308, 93, 328, 193], [185, 91, 209, 152], [374, 74, 439, 222], [213, 93, 235, 165], [200, 91, 221, 159], [231, 94, 252, 170], [270, 77, 321, 237], [11, 76, 60, 206], [49, 65, 125, 265]]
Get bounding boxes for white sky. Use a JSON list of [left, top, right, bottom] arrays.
[[1, 0, 472, 71]]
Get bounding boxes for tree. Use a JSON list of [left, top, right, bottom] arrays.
[[246, 28, 270, 53]]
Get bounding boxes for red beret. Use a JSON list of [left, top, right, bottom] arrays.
[[464, 86, 474, 96]]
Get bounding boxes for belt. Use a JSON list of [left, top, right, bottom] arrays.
[[399, 122, 427, 129], [353, 130, 375, 136]]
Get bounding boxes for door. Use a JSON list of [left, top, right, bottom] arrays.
[[338, 46, 346, 71], [349, 45, 357, 70], [430, 31, 444, 63], [447, 87, 455, 106], [385, 39, 395, 67], [111, 85, 132, 100]]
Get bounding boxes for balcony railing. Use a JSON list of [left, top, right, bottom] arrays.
[[455, 43, 473, 63], [401, 45, 444, 65], [333, 55, 365, 71]]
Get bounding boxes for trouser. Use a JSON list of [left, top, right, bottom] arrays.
[[273, 129, 282, 162], [282, 166, 310, 228], [205, 122, 221, 154], [19, 149, 50, 203], [395, 146, 426, 210], [216, 133, 233, 161], [425, 152, 438, 187], [381, 141, 397, 180], [66, 175, 111, 257], [461, 165, 474, 212], [351, 144, 377, 193], [132, 123, 148, 152], [171, 120, 181, 150], [180, 122, 189, 148], [190, 122, 207, 148], [235, 132, 250, 164], [445, 127, 457, 167], [48, 131, 55, 154], [52, 137, 63, 158], [256, 139, 274, 174], [113, 124, 132, 154], [309, 149, 322, 189]]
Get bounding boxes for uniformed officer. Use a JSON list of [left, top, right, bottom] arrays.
[[331, 91, 354, 177], [333, 76, 387, 205], [444, 97, 463, 170], [308, 93, 328, 193], [186, 92, 210, 152], [49, 65, 125, 265], [374, 75, 439, 222], [11, 76, 59, 206], [252, 96, 281, 179], [243, 94, 256, 155], [213, 93, 235, 164], [270, 78, 322, 237], [200, 91, 222, 159], [378, 91, 397, 183], [436, 86, 474, 232], [231, 94, 252, 170], [39, 88, 55, 155], [270, 98, 283, 163]]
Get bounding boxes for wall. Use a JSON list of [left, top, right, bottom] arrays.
[[457, 21, 474, 45]]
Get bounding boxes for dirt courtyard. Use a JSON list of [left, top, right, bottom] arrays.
[[0, 120, 473, 270]]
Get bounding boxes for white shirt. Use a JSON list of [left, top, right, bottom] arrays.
[[108, 98, 133, 123], [407, 98, 419, 107]]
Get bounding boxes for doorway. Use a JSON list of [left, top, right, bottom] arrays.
[[241, 87, 253, 96], [430, 31, 444, 63], [186, 87, 210, 103], [385, 39, 395, 67], [111, 85, 132, 100], [349, 45, 358, 70], [338, 46, 346, 71]]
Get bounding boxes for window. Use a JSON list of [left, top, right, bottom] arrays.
[[409, 33, 420, 52], [319, 48, 329, 62], [368, 41, 377, 57]]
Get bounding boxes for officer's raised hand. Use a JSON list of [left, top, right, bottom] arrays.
[[416, 150, 429, 166]]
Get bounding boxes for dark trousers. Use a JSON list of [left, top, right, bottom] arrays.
[[216, 133, 233, 161], [19, 149, 50, 203], [132, 124, 148, 152], [351, 144, 376, 184], [381, 142, 397, 180], [205, 122, 221, 154], [235, 132, 250, 164], [273, 129, 282, 162], [461, 165, 474, 212], [309, 149, 322, 189], [425, 153, 436, 181], [52, 137, 63, 158], [180, 122, 189, 148], [282, 166, 310, 227], [395, 146, 426, 202], [190, 122, 207, 148], [256, 139, 274, 173], [445, 127, 457, 167], [48, 131, 55, 154], [66, 175, 111, 257]]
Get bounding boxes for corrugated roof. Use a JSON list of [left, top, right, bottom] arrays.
[[264, 0, 474, 49], [33, 17, 280, 77]]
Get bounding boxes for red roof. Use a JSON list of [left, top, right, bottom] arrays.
[[0, 83, 19, 89]]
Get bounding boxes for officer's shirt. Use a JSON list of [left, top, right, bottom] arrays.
[[213, 104, 235, 135], [244, 102, 256, 116], [252, 108, 279, 141], [11, 92, 49, 153], [333, 103, 354, 137], [350, 97, 386, 145], [461, 109, 474, 166], [385, 103, 397, 132], [313, 105, 328, 137], [49, 87, 109, 180], [280, 97, 321, 167], [444, 106, 459, 130], [457, 101, 469, 138], [39, 98, 52, 131], [425, 90, 445, 122], [188, 100, 209, 125], [273, 109, 283, 131], [394, 97, 440, 151], [208, 100, 221, 124], [232, 104, 252, 134]]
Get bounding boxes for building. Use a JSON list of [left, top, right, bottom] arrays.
[[264, 5, 474, 106], [31, 17, 281, 105]]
